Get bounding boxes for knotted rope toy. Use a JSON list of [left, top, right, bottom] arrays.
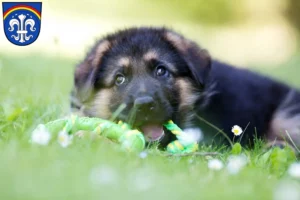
[[33, 115, 199, 154], [163, 120, 199, 154]]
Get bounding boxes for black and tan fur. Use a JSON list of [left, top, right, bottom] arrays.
[[71, 27, 300, 149]]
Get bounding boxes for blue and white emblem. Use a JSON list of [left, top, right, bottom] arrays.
[[2, 2, 42, 46]]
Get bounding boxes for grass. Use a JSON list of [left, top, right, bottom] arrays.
[[0, 53, 300, 200]]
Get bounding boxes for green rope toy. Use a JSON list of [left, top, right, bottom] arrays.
[[163, 120, 199, 154], [33, 115, 199, 154]]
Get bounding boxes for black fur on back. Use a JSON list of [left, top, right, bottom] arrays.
[[195, 60, 295, 146]]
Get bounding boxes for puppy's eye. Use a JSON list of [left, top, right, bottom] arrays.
[[115, 74, 126, 85], [155, 65, 169, 77]]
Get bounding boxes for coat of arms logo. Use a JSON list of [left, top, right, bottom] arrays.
[[2, 2, 42, 46]]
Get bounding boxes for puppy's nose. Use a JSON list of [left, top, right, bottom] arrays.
[[134, 96, 155, 112]]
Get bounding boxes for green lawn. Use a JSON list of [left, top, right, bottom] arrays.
[[0, 53, 300, 200]]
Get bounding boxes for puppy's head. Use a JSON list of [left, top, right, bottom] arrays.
[[71, 27, 211, 141]]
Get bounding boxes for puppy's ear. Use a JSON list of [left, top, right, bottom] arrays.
[[164, 31, 211, 87], [72, 39, 111, 104]]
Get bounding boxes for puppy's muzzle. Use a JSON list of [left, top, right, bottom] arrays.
[[134, 96, 155, 113]]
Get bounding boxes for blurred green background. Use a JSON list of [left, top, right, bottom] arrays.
[[1, 0, 300, 67]]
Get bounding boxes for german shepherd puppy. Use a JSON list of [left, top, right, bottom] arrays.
[[70, 27, 300, 148]]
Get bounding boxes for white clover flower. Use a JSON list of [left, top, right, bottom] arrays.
[[231, 125, 243, 136], [57, 130, 73, 148], [128, 168, 154, 192], [226, 154, 248, 175], [31, 124, 51, 145], [89, 165, 118, 186], [178, 128, 203, 146], [139, 151, 148, 159], [288, 163, 300, 179], [208, 159, 224, 171]]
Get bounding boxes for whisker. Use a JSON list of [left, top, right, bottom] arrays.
[[109, 103, 127, 122], [128, 107, 137, 126]]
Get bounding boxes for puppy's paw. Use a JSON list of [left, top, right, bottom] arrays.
[[266, 140, 296, 152]]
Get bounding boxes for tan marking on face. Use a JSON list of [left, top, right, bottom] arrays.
[[175, 78, 198, 109], [102, 57, 130, 85], [175, 78, 199, 126], [143, 49, 177, 73], [92, 89, 113, 119], [92, 40, 111, 67], [143, 50, 158, 61], [117, 57, 131, 67]]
